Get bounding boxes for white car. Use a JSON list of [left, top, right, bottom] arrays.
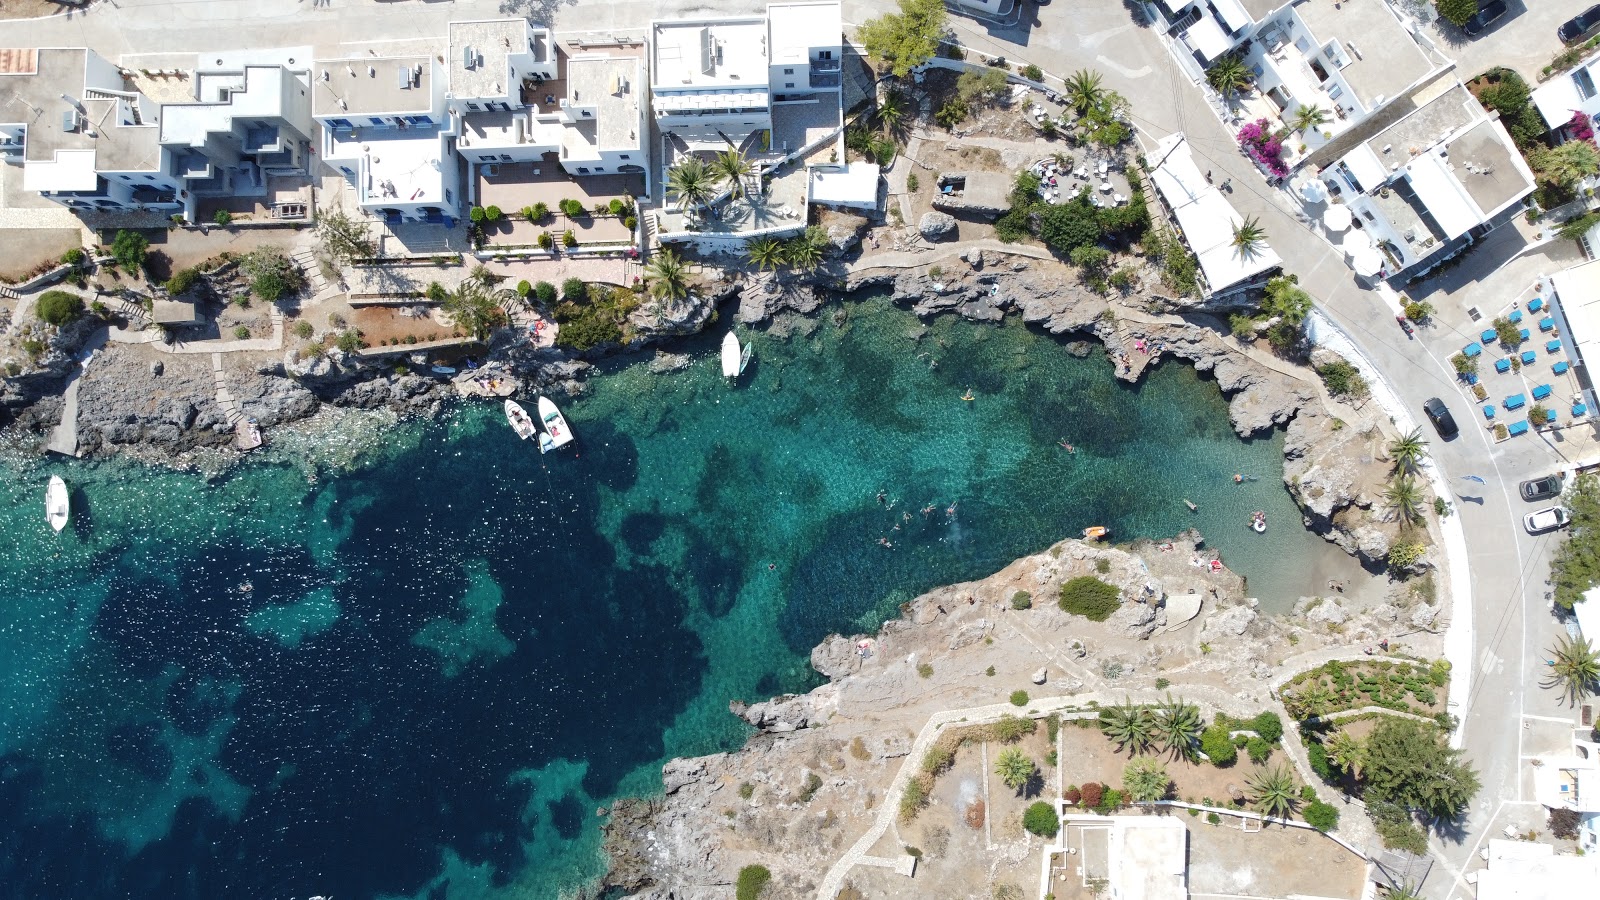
[[1523, 506, 1570, 535]]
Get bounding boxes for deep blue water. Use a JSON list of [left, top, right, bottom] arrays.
[[0, 296, 1361, 899]]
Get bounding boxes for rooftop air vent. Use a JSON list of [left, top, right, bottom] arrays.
[[398, 66, 410, 89], [367, 66, 376, 78], [463, 46, 476, 70], [321, 69, 330, 81], [61, 109, 77, 133], [338, 98, 348, 111]]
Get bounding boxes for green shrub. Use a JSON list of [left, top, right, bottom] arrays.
[[1059, 576, 1120, 621], [1200, 726, 1236, 766], [739, 781, 754, 800], [535, 281, 557, 304], [36, 290, 85, 326], [537, 232, 554, 250], [531, 202, 549, 222], [609, 198, 626, 215], [986, 665, 996, 676], [165, 267, 202, 296], [917, 662, 934, 678], [426, 282, 449, 303], [1039, 194, 1101, 256], [61, 247, 85, 266], [907, 173, 920, 192], [484, 205, 502, 221], [900, 777, 930, 821], [1023, 800, 1059, 837], [562, 229, 577, 248], [1021, 63, 1043, 82], [335, 329, 364, 352], [232, 325, 251, 340], [1316, 360, 1367, 398], [293, 320, 315, 339], [1206, 811, 1221, 825], [212, 209, 233, 226], [1303, 800, 1339, 831], [1245, 736, 1272, 764], [110, 229, 149, 273], [1250, 712, 1283, 743], [1435, 0, 1478, 27], [562, 277, 587, 300], [1306, 739, 1333, 780], [934, 98, 969, 128], [1094, 558, 1111, 574], [1011, 590, 1032, 610], [736, 864, 772, 900], [515, 279, 532, 297], [993, 713, 1035, 743], [1388, 542, 1427, 570], [469, 206, 486, 223], [1010, 690, 1030, 707], [624, 215, 638, 230], [798, 772, 822, 802]]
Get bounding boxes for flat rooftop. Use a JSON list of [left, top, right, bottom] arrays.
[[652, 18, 768, 89], [1296, 0, 1434, 109], [1446, 118, 1532, 216], [1240, 0, 1283, 20], [768, 2, 841, 66], [449, 19, 535, 101], [161, 65, 304, 146], [328, 126, 449, 204], [1, 48, 163, 176], [313, 56, 432, 117], [563, 53, 642, 156], [1363, 85, 1480, 170]]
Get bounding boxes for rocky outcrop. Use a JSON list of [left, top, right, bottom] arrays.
[[737, 273, 824, 324], [918, 211, 957, 240]]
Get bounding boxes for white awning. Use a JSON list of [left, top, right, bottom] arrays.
[[1323, 204, 1352, 231], [1578, 587, 1600, 645], [1182, 15, 1233, 63], [1151, 132, 1281, 293], [1342, 144, 1389, 193], [1210, 0, 1255, 34], [1404, 154, 1483, 240], [1351, 246, 1385, 277], [1553, 259, 1600, 376]]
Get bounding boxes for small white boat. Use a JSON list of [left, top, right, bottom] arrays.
[[721, 331, 741, 378], [739, 340, 753, 376], [538, 396, 574, 453], [431, 365, 457, 375], [504, 399, 537, 440], [46, 475, 69, 533]]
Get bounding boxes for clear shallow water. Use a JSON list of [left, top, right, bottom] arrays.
[[0, 296, 1353, 899]]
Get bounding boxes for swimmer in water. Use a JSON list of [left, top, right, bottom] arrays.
[[876, 490, 886, 505], [946, 502, 958, 516], [922, 504, 936, 516], [961, 388, 975, 402], [1234, 473, 1243, 484]]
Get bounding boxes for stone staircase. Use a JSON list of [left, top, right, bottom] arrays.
[[211, 353, 245, 427], [291, 247, 345, 303]]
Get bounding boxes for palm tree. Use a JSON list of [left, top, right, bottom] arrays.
[[995, 747, 1035, 791], [1292, 681, 1337, 719], [1325, 730, 1367, 780], [1387, 428, 1430, 475], [1064, 69, 1106, 116], [666, 156, 717, 214], [1206, 54, 1253, 98], [710, 149, 754, 202], [1245, 762, 1300, 819], [1153, 694, 1204, 761], [1099, 698, 1156, 754], [746, 236, 785, 272], [1384, 475, 1426, 527], [783, 228, 826, 273], [877, 90, 908, 137], [646, 249, 690, 304], [1542, 634, 1600, 707], [1292, 104, 1330, 135], [1231, 216, 1267, 260], [441, 272, 510, 340]]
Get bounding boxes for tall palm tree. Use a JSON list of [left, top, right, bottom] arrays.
[[1292, 104, 1330, 135], [1153, 694, 1203, 761], [877, 90, 908, 138], [1099, 698, 1156, 754], [1245, 762, 1300, 819], [1542, 634, 1600, 707], [746, 236, 785, 272], [783, 229, 826, 273], [646, 248, 690, 304], [1387, 428, 1430, 475], [666, 156, 717, 214], [1231, 216, 1267, 260], [1325, 730, 1368, 780], [1064, 69, 1106, 116], [1384, 475, 1426, 527], [995, 747, 1036, 791], [1206, 54, 1253, 98], [710, 149, 754, 202]]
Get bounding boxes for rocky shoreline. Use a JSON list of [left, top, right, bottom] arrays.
[[598, 530, 1442, 899]]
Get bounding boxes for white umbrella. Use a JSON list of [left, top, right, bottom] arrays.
[[1323, 204, 1353, 232], [1351, 246, 1385, 277], [1298, 178, 1328, 204], [1340, 229, 1373, 255]]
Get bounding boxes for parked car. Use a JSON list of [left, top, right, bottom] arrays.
[[1464, 0, 1509, 36], [1560, 3, 1600, 43], [1519, 474, 1565, 502], [1423, 397, 1459, 438], [1524, 506, 1571, 534]]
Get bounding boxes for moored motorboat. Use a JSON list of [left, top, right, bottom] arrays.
[[504, 399, 537, 440], [538, 396, 574, 453], [46, 475, 69, 533], [1082, 525, 1109, 541], [721, 332, 741, 378]]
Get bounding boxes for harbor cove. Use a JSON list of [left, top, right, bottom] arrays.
[[0, 295, 1374, 899]]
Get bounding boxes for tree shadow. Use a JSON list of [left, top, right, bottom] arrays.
[[497, 0, 576, 28]]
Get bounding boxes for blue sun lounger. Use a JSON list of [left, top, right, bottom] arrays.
[[1530, 297, 1545, 312], [1494, 358, 1511, 373], [1522, 350, 1537, 365], [1483, 405, 1496, 419], [1464, 342, 1482, 357], [1554, 361, 1570, 375], [1481, 328, 1498, 343], [1508, 420, 1530, 437], [1509, 310, 1523, 323], [1532, 384, 1553, 401], [1520, 328, 1531, 342], [1548, 340, 1563, 354], [1541, 317, 1556, 332], [1575, 402, 1589, 418], [1504, 393, 1527, 410]]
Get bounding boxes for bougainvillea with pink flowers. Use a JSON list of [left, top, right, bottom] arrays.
[[1237, 118, 1289, 178], [1568, 110, 1597, 147]]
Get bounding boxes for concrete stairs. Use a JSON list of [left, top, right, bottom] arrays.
[[211, 352, 245, 427], [0, 284, 19, 300], [291, 247, 345, 303]]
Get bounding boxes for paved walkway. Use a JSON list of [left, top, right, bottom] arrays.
[[847, 238, 1051, 273], [109, 305, 284, 354], [45, 327, 107, 458]]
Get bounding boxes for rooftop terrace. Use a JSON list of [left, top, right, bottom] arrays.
[[1295, 0, 1434, 110], [313, 56, 433, 117], [651, 18, 768, 89], [563, 54, 642, 156], [449, 19, 538, 101]]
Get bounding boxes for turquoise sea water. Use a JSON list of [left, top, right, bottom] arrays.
[[0, 296, 1356, 898]]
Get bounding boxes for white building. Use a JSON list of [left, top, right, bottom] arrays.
[[1149, 132, 1282, 295], [0, 48, 176, 212], [447, 19, 558, 114], [1532, 47, 1600, 138], [1318, 84, 1536, 281], [767, 1, 844, 99], [808, 162, 879, 210], [1049, 815, 1188, 900], [650, 15, 773, 148], [1475, 839, 1600, 900], [159, 52, 315, 221], [313, 53, 461, 224]]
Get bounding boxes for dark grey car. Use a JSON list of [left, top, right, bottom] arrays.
[[1520, 474, 1564, 502], [1424, 397, 1459, 438]]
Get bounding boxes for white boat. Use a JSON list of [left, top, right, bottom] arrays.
[[538, 396, 574, 453], [504, 399, 537, 440], [46, 475, 69, 533], [721, 331, 740, 378], [739, 340, 753, 376]]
